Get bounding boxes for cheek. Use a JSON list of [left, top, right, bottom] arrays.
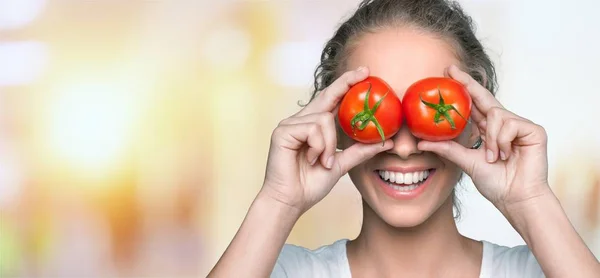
[[432, 165, 462, 200], [438, 158, 464, 187], [348, 167, 369, 193]]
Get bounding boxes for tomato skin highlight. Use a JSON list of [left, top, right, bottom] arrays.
[[338, 76, 403, 144], [402, 77, 472, 141]]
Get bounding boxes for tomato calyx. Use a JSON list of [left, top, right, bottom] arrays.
[[350, 83, 388, 145], [419, 87, 467, 129]]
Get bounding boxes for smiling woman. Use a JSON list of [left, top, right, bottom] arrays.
[[209, 0, 600, 277]]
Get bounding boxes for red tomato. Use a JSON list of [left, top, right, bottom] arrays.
[[338, 76, 402, 144], [402, 77, 472, 141]]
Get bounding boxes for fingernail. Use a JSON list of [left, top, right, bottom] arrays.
[[326, 156, 334, 169], [500, 151, 507, 161], [357, 66, 366, 73], [310, 156, 318, 165], [486, 149, 494, 163]]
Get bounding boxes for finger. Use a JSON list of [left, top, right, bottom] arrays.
[[279, 112, 337, 169], [485, 107, 504, 163], [304, 124, 326, 165], [296, 67, 369, 116], [496, 118, 518, 161], [334, 140, 394, 175], [417, 140, 479, 177], [497, 118, 547, 160], [273, 123, 326, 165], [471, 105, 486, 129], [447, 65, 503, 114], [484, 107, 532, 162], [470, 105, 487, 140]]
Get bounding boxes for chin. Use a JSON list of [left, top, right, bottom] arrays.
[[374, 202, 439, 228], [350, 166, 457, 228]]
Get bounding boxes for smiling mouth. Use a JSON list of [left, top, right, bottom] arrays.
[[375, 169, 435, 192]]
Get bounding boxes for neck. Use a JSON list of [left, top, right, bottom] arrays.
[[349, 197, 475, 276]]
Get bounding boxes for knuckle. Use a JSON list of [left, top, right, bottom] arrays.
[[273, 125, 286, 136], [537, 125, 548, 141], [505, 118, 519, 129], [337, 70, 357, 87], [489, 107, 504, 118], [322, 111, 334, 118], [313, 138, 326, 150], [308, 123, 321, 135], [318, 88, 335, 103], [497, 132, 510, 144], [319, 111, 335, 124], [277, 118, 290, 127], [341, 69, 355, 80], [478, 119, 487, 129], [537, 124, 547, 134], [464, 74, 474, 85], [271, 126, 285, 142]]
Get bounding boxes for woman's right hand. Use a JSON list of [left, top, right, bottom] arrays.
[[261, 67, 394, 214]]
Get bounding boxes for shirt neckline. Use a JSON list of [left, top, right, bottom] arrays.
[[338, 239, 493, 278]]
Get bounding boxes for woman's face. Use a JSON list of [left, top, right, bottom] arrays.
[[340, 27, 479, 227]]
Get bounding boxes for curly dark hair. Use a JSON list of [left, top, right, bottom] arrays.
[[311, 0, 497, 101]]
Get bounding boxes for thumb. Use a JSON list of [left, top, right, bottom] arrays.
[[335, 140, 394, 175], [418, 140, 478, 176]]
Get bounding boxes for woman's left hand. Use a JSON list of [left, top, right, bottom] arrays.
[[418, 65, 551, 211]]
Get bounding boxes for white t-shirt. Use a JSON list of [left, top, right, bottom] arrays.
[[271, 239, 545, 278]]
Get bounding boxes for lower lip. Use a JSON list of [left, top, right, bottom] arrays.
[[374, 169, 435, 200]]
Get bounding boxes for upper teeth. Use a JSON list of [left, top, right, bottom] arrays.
[[378, 170, 429, 185]]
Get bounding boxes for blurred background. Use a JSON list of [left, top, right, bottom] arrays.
[[0, 0, 598, 277]]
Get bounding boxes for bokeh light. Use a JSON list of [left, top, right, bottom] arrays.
[[266, 41, 321, 87], [45, 80, 140, 175], [0, 140, 24, 207], [0, 41, 48, 86], [0, 221, 22, 277], [201, 25, 252, 71], [0, 0, 46, 30]]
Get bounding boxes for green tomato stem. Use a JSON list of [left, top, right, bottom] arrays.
[[419, 88, 467, 129], [349, 83, 388, 145]]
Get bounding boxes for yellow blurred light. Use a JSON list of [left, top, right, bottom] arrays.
[[201, 25, 251, 71], [0, 141, 23, 207], [46, 81, 138, 174]]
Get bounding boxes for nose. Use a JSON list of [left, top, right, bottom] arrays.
[[386, 125, 422, 159]]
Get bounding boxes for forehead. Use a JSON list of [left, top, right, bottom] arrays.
[[345, 28, 460, 98]]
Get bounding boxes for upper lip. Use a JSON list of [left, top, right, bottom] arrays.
[[376, 166, 434, 173]]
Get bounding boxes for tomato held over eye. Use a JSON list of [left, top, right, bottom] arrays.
[[402, 77, 472, 141], [338, 76, 403, 144]]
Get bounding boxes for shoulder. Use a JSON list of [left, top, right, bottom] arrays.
[[481, 240, 545, 278], [270, 239, 350, 278]]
